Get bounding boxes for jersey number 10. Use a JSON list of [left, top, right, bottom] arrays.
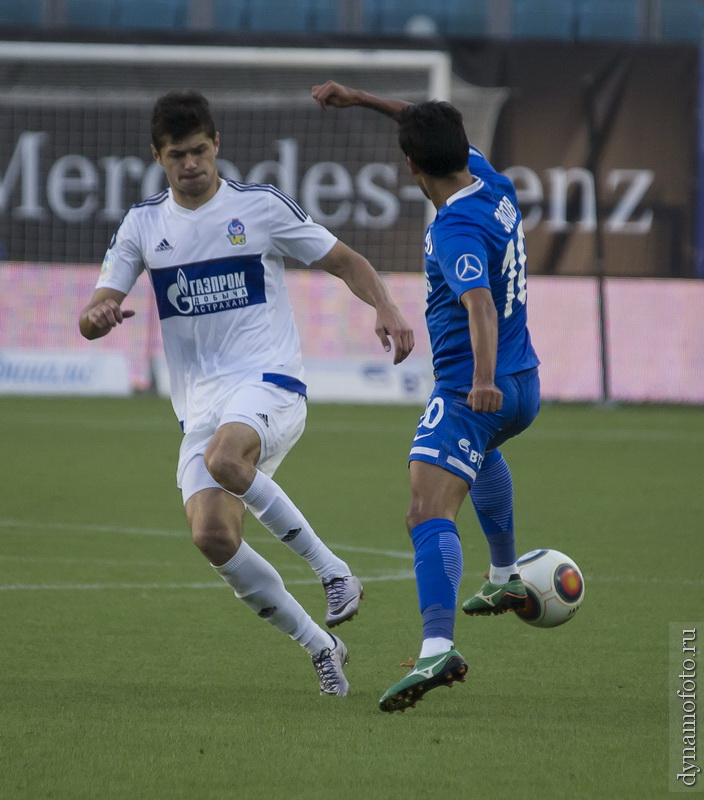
[[501, 222, 527, 319]]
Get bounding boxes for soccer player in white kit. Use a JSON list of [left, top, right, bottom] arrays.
[[79, 90, 414, 697]]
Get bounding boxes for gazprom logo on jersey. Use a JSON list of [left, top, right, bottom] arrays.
[[152, 256, 266, 319], [455, 253, 483, 282]]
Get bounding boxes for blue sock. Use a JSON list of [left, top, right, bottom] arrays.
[[470, 449, 516, 568], [410, 518, 463, 642]]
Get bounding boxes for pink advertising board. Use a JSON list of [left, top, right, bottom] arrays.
[[1, 264, 702, 404]]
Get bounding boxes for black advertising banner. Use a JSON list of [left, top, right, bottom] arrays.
[[0, 42, 698, 277], [451, 41, 699, 278], [0, 55, 429, 270]]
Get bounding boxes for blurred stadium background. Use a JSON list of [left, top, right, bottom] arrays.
[[0, 0, 703, 406], [1, 0, 703, 39]]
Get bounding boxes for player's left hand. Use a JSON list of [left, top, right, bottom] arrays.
[[375, 304, 414, 364], [467, 382, 503, 413]]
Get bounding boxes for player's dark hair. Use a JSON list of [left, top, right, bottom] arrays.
[[397, 101, 469, 177], [151, 90, 216, 150]]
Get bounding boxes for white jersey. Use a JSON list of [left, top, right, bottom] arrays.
[[97, 178, 337, 432]]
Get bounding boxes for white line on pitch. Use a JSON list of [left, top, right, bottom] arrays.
[[0, 518, 185, 538], [1, 570, 702, 592], [0, 518, 414, 560], [0, 554, 184, 567]]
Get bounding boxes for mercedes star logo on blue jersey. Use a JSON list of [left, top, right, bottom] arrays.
[[455, 253, 483, 282]]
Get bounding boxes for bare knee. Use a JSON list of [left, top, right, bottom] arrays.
[[406, 461, 468, 533], [406, 501, 431, 533], [406, 492, 441, 532], [186, 491, 244, 566], [190, 521, 237, 559], [406, 493, 460, 532], [203, 447, 255, 495], [203, 422, 261, 496]]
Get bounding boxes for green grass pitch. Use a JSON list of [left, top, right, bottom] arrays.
[[1, 396, 701, 799]]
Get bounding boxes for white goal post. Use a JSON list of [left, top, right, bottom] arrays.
[[0, 41, 453, 98], [0, 41, 471, 268]]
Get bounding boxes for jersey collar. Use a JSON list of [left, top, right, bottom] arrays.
[[167, 177, 226, 217], [445, 179, 485, 207]]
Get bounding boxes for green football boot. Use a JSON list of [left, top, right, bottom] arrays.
[[378, 650, 468, 713], [462, 573, 527, 616]]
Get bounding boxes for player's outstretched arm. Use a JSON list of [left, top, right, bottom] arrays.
[[461, 287, 502, 413], [313, 240, 414, 364], [311, 80, 411, 120], [79, 287, 135, 340]]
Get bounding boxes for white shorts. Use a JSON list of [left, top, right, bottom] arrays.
[[177, 381, 307, 504]]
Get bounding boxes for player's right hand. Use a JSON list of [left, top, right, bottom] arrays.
[[375, 303, 415, 365], [311, 81, 358, 110], [86, 298, 135, 335], [467, 382, 503, 413]]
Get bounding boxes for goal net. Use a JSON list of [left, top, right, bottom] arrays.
[[0, 42, 506, 271]]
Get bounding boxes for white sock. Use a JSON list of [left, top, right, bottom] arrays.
[[237, 470, 350, 582], [489, 563, 518, 584], [213, 541, 327, 652], [419, 637, 453, 659], [302, 630, 337, 657]]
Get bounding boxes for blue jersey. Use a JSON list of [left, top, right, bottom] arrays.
[[424, 147, 539, 392]]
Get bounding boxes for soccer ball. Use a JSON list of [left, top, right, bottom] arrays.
[[514, 549, 585, 628]]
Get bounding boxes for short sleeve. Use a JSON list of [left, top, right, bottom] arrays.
[[266, 190, 337, 265], [96, 209, 145, 293], [433, 220, 490, 300]]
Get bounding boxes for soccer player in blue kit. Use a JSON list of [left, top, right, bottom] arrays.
[[312, 81, 541, 712], [79, 90, 414, 698]]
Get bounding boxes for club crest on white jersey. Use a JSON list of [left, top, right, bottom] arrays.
[[227, 219, 246, 246]]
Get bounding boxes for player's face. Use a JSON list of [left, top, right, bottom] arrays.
[[153, 131, 220, 208]]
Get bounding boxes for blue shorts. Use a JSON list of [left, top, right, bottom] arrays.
[[408, 367, 540, 486]]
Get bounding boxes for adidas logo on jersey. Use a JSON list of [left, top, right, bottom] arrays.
[[155, 238, 173, 252], [256, 413, 269, 427]]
